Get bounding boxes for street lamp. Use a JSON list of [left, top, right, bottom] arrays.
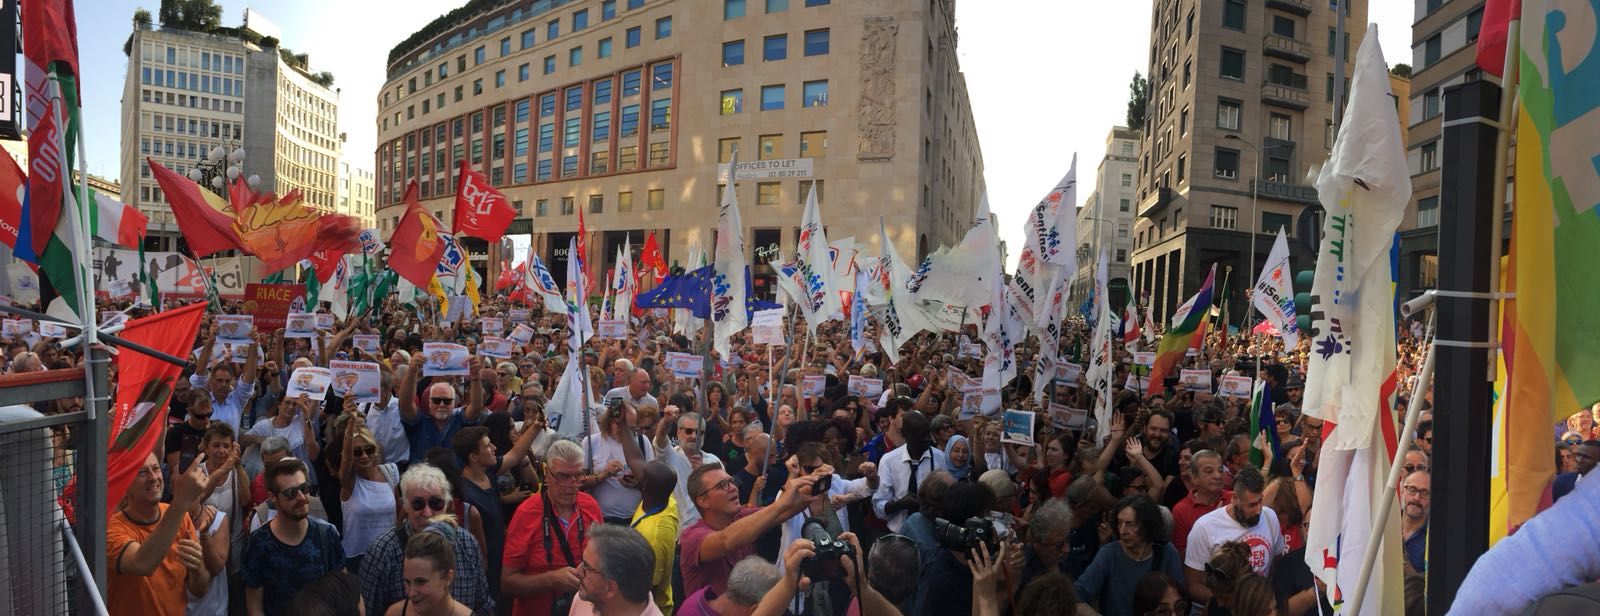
[[186, 143, 260, 196]]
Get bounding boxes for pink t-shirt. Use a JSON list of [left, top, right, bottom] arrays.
[[679, 507, 759, 597]]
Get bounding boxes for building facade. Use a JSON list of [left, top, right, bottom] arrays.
[[374, 0, 985, 296], [339, 161, 378, 227], [1073, 126, 1141, 303], [1398, 0, 1504, 301], [1129, 0, 1366, 327], [120, 20, 342, 262]]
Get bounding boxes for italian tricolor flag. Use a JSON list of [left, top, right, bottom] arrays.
[[91, 189, 147, 249]]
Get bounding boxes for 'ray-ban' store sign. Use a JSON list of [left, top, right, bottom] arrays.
[[0, 0, 17, 140]]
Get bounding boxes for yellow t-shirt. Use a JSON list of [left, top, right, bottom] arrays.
[[107, 504, 197, 616], [630, 495, 680, 613]]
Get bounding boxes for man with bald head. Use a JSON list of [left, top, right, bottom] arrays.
[[399, 353, 487, 463], [606, 368, 660, 413]]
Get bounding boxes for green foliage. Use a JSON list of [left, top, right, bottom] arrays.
[[312, 72, 336, 87], [1390, 63, 1412, 79], [260, 35, 280, 48], [134, 8, 153, 26], [1126, 72, 1148, 130], [158, 0, 221, 32]]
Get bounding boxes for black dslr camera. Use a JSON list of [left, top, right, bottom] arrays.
[[800, 517, 855, 579], [933, 516, 999, 555]]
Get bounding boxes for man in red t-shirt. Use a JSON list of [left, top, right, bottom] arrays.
[[1170, 449, 1232, 559], [503, 440, 604, 616], [678, 461, 824, 597]]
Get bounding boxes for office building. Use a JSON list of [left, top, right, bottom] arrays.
[[374, 0, 985, 296], [1073, 126, 1141, 303], [339, 161, 378, 228], [1129, 0, 1367, 324]]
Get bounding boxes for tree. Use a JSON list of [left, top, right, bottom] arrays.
[[159, 0, 221, 32], [1390, 63, 1412, 79], [312, 72, 336, 88], [1126, 72, 1149, 130], [260, 35, 280, 49], [133, 8, 153, 27]]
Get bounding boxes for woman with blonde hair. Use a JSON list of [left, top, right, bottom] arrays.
[[339, 398, 400, 574]]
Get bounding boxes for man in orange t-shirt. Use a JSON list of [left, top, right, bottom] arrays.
[[107, 452, 225, 616]]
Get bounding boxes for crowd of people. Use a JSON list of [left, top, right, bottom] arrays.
[[0, 288, 1465, 616]]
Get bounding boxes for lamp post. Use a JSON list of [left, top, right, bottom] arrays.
[[186, 144, 260, 197]]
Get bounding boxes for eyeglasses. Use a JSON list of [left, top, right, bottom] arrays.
[[275, 482, 313, 500], [548, 470, 584, 485], [411, 496, 448, 512], [698, 477, 736, 498], [430, 397, 455, 405], [579, 559, 600, 578], [1402, 485, 1431, 499], [354, 446, 377, 458], [1403, 464, 1428, 473]]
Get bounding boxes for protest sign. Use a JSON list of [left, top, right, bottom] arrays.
[[352, 334, 382, 355], [421, 342, 472, 376], [316, 314, 334, 330], [960, 341, 983, 359], [666, 352, 702, 379], [228, 343, 264, 364], [1001, 410, 1036, 446], [243, 283, 302, 330], [1219, 376, 1255, 398], [1054, 362, 1084, 385], [1047, 403, 1088, 430], [284, 313, 318, 339], [508, 323, 535, 344], [752, 309, 786, 346], [946, 366, 972, 391], [330, 361, 382, 403], [286, 367, 333, 401], [508, 309, 531, 323], [1133, 352, 1155, 366], [217, 315, 254, 344], [847, 375, 884, 398], [958, 390, 985, 420], [39, 321, 71, 338], [2, 319, 32, 337], [1126, 374, 1150, 392], [479, 337, 515, 358], [597, 319, 628, 339], [801, 375, 826, 397], [482, 317, 504, 335], [1180, 369, 1213, 392]]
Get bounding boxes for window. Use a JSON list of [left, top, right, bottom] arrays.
[[724, 40, 746, 66], [548, 19, 560, 40], [652, 62, 673, 90], [537, 159, 552, 180], [649, 142, 669, 166], [515, 126, 529, 156], [1261, 212, 1293, 234], [651, 98, 672, 131], [561, 197, 575, 215], [764, 35, 788, 61], [648, 188, 664, 210], [1220, 47, 1244, 79], [619, 191, 633, 211], [767, 0, 788, 12], [1183, 58, 1192, 89], [804, 29, 830, 56], [1121, 173, 1133, 187], [539, 123, 554, 152], [1177, 154, 1187, 183], [495, 70, 506, 87], [1468, 8, 1484, 43], [800, 131, 826, 157], [761, 84, 785, 110], [1272, 15, 1295, 38], [574, 9, 589, 30], [565, 117, 581, 147], [1424, 34, 1441, 66], [1420, 142, 1438, 172], [458, 55, 467, 72], [623, 70, 642, 96], [1223, 0, 1245, 30], [475, 46, 486, 64], [522, 29, 535, 49], [537, 199, 549, 216], [1215, 147, 1240, 179], [1120, 198, 1131, 212], [1217, 98, 1242, 130], [544, 55, 556, 74], [501, 37, 511, 56], [1117, 249, 1128, 263], [798, 180, 824, 203], [1180, 107, 1189, 135], [474, 79, 484, 95], [519, 64, 530, 81], [719, 138, 740, 162], [1186, 10, 1195, 40], [655, 17, 672, 39], [759, 134, 784, 160], [620, 146, 638, 170], [603, 0, 617, 20], [721, 89, 743, 114], [725, 0, 746, 19], [621, 104, 640, 136], [758, 182, 781, 205], [1423, 90, 1441, 119], [628, 0, 644, 8], [593, 112, 611, 142], [589, 194, 604, 213], [802, 80, 829, 107], [626, 27, 641, 48], [570, 47, 583, 66], [1118, 222, 1130, 238], [598, 38, 613, 58], [1266, 157, 1290, 182], [541, 93, 557, 117], [1417, 196, 1440, 227], [563, 156, 579, 177], [805, 0, 829, 5], [1269, 113, 1292, 140]]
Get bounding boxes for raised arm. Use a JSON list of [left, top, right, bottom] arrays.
[[695, 471, 820, 563], [399, 354, 424, 423], [466, 366, 489, 423], [338, 398, 362, 502], [500, 413, 541, 470], [1124, 438, 1166, 502]]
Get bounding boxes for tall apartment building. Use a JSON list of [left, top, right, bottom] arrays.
[[120, 19, 342, 260], [1398, 0, 1501, 301], [374, 0, 985, 296], [1129, 0, 1366, 323], [339, 161, 378, 228], [1072, 126, 1141, 302]]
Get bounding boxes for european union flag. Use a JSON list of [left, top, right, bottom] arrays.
[[635, 265, 779, 319]]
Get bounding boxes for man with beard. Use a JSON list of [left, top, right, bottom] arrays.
[[1170, 450, 1231, 560], [1112, 408, 1180, 491], [1182, 465, 1284, 604], [243, 458, 346, 616], [654, 407, 723, 529], [1401, 470, 1431, 573], [107, 452, 224, 616], [398, 354, 487, 463]]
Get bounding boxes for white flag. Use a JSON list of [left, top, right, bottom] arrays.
[[1034, 156, 1079, 328], [547, 352, 596, 439], [874, 219, 925, 363], [795, 186, 839, 331], [1252, 228, 1300, 348], [1302, 28, 1408, 616], [527, 256, 569, 315], [327, 255, 354, 320], [564, 237, 594, 351], [1084, 251, 1115, 436], [917, 192, 1001, 311], [614, 237, 634, 322], [712, 153, 749, 359]]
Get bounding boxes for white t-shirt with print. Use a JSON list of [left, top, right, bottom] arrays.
[[1183, 504, 1286, 575]]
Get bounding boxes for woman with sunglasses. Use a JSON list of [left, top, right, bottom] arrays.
[[338, 401, 399, 575]]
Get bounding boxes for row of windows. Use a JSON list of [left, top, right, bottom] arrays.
[[145, 113, 242, 140], [155, 44, 245, 75], [138, 89, 243, 114], [718, 80, 829, 113], [723, 0, 832, 20], [140, 67, 245, 97], [715, 132, 828, 162], [137, 136, 240, 164], [720, 29, 830, 65]]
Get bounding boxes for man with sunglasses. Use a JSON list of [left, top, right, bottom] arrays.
[[242, 458, 346, 616], [360, 463, 493, 614], [399, 353, 488, 463]]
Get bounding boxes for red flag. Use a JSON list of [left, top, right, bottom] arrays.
[[639, 232, 667, 284], [308, 248, 346, 283], [107, 303, 207, 512], [147, 159, 246, 257], [20, 0, 80, 81], [1475, 0, 1520, 78], [452, 161, 516, 241], [388, 182, 447, 287], [576, 205, 589, 296], [19, 99, 65, 263], [0, 152, 24, 249], [496, 258, 514, 291]]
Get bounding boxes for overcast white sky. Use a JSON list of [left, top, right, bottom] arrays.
[[77, 1, 1412, 266]]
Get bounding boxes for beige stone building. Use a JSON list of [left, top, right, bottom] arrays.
[[374, 0, 984, 296], [339, 161, 378, 228], [1397, 0, 1502, 300], [1072, 126, 1141, 303], [1129, 0, 1367, 324]]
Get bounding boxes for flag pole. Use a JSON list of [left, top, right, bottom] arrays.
[[1483, 18, 1520, 383], [1346, 304, 1437, 616]]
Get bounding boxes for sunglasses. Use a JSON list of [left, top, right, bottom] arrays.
[[1403, 464, 1427, 473], [430, 397, 455, 405], [275, 481, 313, 500], [411, 496, 448, 512], [354, 446, 377, 458]]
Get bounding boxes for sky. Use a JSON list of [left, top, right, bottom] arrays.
[[73, 0, 1412, 267]]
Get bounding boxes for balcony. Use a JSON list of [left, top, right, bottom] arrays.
[[1266, 0, 1312, 16], [1138, 186, 1178, 219], [1253, 179, 1319, 205], [1261, 72, 1310, 110], [1262, 34, 1311, 63]]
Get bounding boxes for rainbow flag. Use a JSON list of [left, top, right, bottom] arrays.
[[1149, 264, 1215, 395], [1502, 0, 1600, 530]]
